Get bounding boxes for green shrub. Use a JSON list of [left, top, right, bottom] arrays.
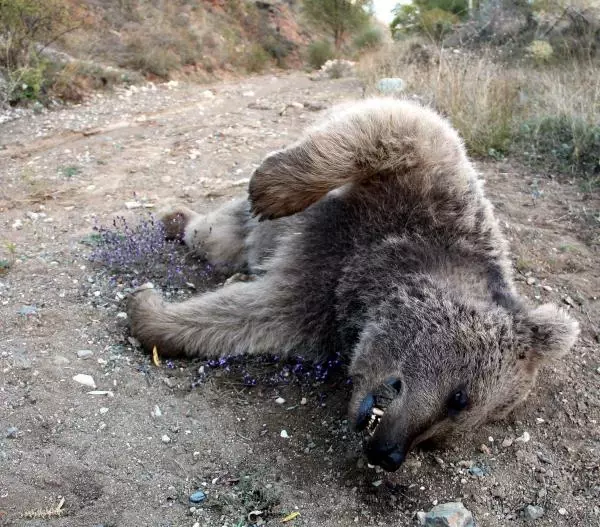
[[307, 40, 334, 69], [518, 115, 600, 176], [7, 61, 46, 102], [353, 27, 384, 51], [419, 8, 459, 41], [244, 44, 270, 73]]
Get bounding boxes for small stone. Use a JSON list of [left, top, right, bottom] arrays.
[[18, 305, 37, 316], [542, 285, 553, 292], [275, 397, 286, 405], [536, 451, 552, 464], [12, 219, 23, 230], [280, 430, 289, 439], [523, 504, 544, 520], [201, 90, 215, 98], [480, 444, 491, 455], [77, 349, 93, 359], [562, 296, 576, 307], [516, 431, 531, 443], [421, 502, 474, 527], [189, 490, 206, 503], [124, 201, 142, 210], [6, 427, 18, 439], [152, 405, 162, 417], [300, 397, 307, 405], [73, 374, 96, 388], [116, 312, 127, 319], [558, 508, 567, 516], [502, 437, 514, 447], [376, 77, 405, 94], [469, 466, 485, 477], [99, 407, 108, 415], [161, 434, 171, 443]]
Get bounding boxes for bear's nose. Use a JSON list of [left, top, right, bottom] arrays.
[[364, 442, 405, 472]]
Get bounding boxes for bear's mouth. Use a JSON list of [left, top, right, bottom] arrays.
[[366, 406, 385, 436]]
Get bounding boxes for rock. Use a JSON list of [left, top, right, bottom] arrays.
[[562, 295, 576, 307], [152, 405, 162, 417], [526, 277, 536, 285], [124, 201, 142, 210], [12, 219, 23, 230], [77, 349, 93, 359], [275, 397, 286, 405], [523, 504, 544, 520], [558, 508, 567, 516], [18, 305, 37, 316], [516, 431, 531, 443], [280, 430, 289, 439], [200, 90, 215, 98], [420, 502, 474, 527], [502, 437, 514, 447], [469, 466, 485, 477], [6, 427, 18, 439], [189, 490, 206, 503], [73, 374, 96, 388], [53, 355, 70, 366], [300, 397, 307, 405], [376, 77, 405, 94], [161, 434, 171, 443]]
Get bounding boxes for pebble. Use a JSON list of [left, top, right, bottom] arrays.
[[502, 437, 514, 447], [558, 508, 567, 516], [275, 397, 286, 405], [479, 444, 491, 455], [526, 277, 536, 285], [77, 349, 94, 359], [280, 430, 289, 439], [516, 431, 531, 443], [152, 405, 162, 417], [376, 77, 405, 94], [161, 434, 171, 443], [124, 201, 142, 209], [418, 502, 474, 527], [300, 397, 307, 405], [469, 466, 485, 477], [6, 427, 18, 439], [189, 490, 206, 503], [523, 504, 544, 520], [18, 305, 37, 316], [99, 407, 108, 415], [73, 374, 96, 388]]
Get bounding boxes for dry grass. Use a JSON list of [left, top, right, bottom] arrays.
[[359, 41, 600, 177]]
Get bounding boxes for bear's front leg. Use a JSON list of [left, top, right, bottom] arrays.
[[127, 278, 304, 359]]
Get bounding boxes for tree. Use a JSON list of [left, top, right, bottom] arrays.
[[303, 0, 372, 52], [391, 0, 468, 40]]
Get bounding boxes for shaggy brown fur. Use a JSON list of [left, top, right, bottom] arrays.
[[128, 99, 578, 471]]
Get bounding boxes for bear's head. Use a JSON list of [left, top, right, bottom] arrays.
[[348, 285, 579, 472]]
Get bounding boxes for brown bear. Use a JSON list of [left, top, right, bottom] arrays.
[[127, 99, 579, 471]]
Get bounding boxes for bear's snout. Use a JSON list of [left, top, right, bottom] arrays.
[[364, 440, 406, 472]]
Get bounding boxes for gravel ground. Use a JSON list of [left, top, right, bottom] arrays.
[[0, 72, 599, 527]]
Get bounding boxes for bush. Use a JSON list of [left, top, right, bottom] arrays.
[[244, 44, 270, 73], [307, 40, 334, 69], [353, 27, 384, 51], [518, 116, 600, 176], [419, 8, 460, 41]]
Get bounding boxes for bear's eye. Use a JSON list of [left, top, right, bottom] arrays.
[[447, 389, 469, 415]]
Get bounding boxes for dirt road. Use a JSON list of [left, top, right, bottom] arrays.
[[1, 72, 598, 527]]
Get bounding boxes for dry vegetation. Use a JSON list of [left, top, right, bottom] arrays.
[[359, 38, 600, 181]]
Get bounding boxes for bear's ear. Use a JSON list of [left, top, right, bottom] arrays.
[[517, 304, 579, 364]]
